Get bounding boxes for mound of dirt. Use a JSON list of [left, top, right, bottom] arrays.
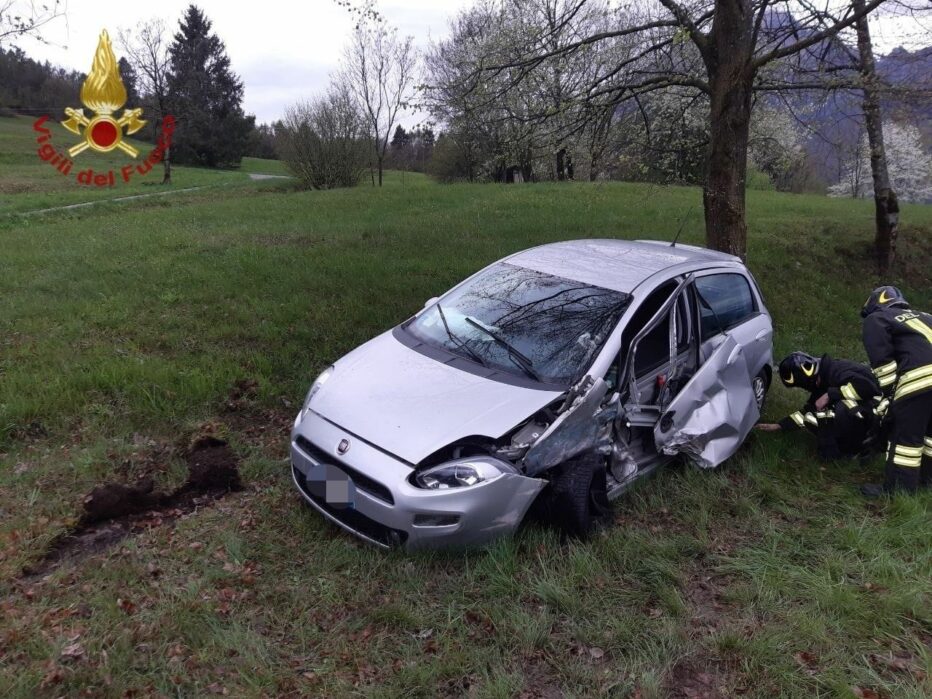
[[26, 437, 244, 577], [81, 478, 163, 525], [183, 436, 242, 493]]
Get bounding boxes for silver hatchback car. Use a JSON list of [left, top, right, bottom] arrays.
[[291, 239, 773, 550]]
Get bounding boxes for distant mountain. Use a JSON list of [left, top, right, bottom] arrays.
[[878, 46, 932, 143], [756, 10, 931, 190]]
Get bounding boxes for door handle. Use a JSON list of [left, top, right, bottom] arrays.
[[755, 329, 770, 341]]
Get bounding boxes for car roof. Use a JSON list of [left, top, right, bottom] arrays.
[[504, 239, 742, 294]]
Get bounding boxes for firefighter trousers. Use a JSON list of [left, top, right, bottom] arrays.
[[885, 390, 932, 492]]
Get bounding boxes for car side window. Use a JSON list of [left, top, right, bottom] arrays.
[[694, 274, 756, 341]]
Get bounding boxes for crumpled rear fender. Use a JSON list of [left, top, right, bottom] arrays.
[[653, 335, 760, 469]]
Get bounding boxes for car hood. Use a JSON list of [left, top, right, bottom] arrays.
[[308, 331, 565, 464]]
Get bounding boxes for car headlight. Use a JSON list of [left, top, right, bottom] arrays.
[[413, 456, 515, 490], [302, 365, 333, 415]]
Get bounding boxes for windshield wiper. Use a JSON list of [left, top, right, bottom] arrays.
[[436, 304, 488, 368], [464, 317, 542, 382]]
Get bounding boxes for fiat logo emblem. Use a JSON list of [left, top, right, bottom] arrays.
[[337, 439, 350, 455]]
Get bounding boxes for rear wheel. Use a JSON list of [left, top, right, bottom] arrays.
[[752, 369, 770, 412], [546, 452, 613, 539]]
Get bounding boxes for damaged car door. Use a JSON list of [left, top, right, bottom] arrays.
[[653, 333, 760, 469], [618, 275, 697, 424]]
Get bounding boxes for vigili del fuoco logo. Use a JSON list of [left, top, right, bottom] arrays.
[[33, 30, 174, 187]]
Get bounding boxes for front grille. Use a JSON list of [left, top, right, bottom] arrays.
[[294, 435, 394, 504], [293, 465, 407, 548]]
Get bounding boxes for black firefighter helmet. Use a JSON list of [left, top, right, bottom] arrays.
[[861, 285, 908, 318], [779, 352, 821, 391]]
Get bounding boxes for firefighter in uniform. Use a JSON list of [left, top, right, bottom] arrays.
[[860, 286, 932, 497], [757, 351, 882, 460]]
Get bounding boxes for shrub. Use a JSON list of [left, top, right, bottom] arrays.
[[277, 86, 368, 190]]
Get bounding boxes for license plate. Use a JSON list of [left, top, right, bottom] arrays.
[[305, 461, 356, 509]]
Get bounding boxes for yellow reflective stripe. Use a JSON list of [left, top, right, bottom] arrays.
[[790, 411, 804, 427], [895, 376, 932, 400], [873, 361, 898, 377], [904, 318, 932, 344], [898, 364, 932, 384], [878, 374, 897, 387], [893, 454, 922, 468], [894, 445, 924, 457], [841, 399, 857, 409], [875, 398, 890, 414], [924, 437, 932, 447], [840, 383, 860, 401], [804, 413, 818, 426]]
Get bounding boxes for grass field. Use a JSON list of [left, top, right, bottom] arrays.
[[1, 113, 931, 698], [0, 115, 260, 214]]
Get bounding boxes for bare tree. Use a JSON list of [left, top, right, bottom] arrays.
[[340, 22, 416, 186], [0, 0, 64, 46], [761, 0, 931, 272], [119, 19, 173, 184], [451, 0, 890, 258], [853, 0, 897, 275]]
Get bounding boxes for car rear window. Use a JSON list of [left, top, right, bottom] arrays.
[[695, 273, 756, 340]]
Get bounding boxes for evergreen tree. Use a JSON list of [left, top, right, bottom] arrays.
[[118, 57, 140, 106], [390, 125, 409, 150], [166, 5, 254, 167]]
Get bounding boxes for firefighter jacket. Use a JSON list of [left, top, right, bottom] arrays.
[[778, 355, 882, 432], [863, 306, 932, 402]]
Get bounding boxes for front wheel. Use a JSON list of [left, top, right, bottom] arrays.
[[546, 452, 613, 539]]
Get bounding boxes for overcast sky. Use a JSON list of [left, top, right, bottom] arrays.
[[14, 0, 456, 125], [13, 0, 930, 126]]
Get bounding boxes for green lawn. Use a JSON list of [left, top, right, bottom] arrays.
[[1, 113, 931, 698], [0, 115, 251, 214]]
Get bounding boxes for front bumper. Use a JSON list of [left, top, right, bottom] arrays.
[[290, 410, 545, 551]]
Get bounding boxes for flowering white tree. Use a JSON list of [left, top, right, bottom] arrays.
[[748, 106, 809, 191], [829, 122, 932, 203]]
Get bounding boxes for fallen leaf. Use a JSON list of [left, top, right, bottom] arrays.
[[117, 598, 136, 615], [851, 687, 882, 699], [589, 646, 605, 660], [61, 642, 84, 661], [794, 650, 819, 675], [40, 661, 64, 687]]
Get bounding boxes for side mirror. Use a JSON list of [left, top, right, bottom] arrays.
[[424, 296, 439, 309]]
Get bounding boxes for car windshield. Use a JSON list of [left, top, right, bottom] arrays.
[[406, 262, 631, 385]]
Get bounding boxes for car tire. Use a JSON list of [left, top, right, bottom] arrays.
[[547, 452, 613, 539], [752, 369, 770, 413]]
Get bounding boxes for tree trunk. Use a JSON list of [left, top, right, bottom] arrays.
[[377, 158, 383, 187], [702, 1, 755, 259], [589, 152, 600, 182], [854, 0, 897, 276], [162, 145, 172, 185]]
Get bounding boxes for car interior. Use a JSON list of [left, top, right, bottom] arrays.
[[602, 271, 759, 483]]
